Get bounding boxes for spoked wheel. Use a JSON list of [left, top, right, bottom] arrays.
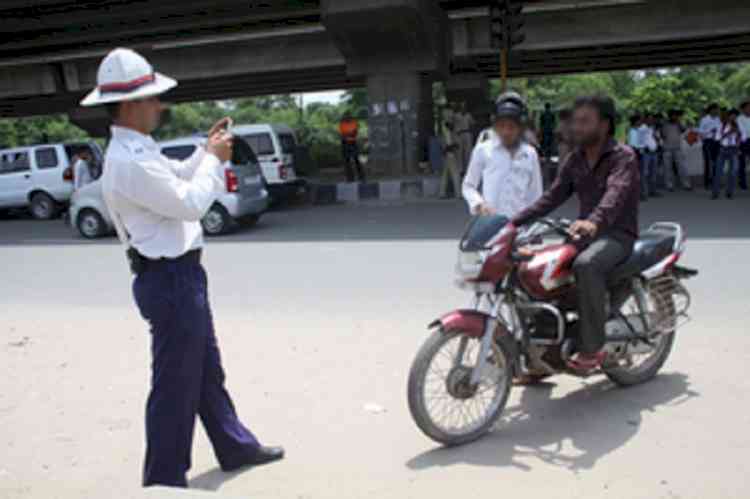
[[604, 285, 676, 387], [407, 330, 512, 446]]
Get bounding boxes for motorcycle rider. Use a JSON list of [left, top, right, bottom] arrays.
[[512, 95, 641, 372], [462, 92, 543, 218]]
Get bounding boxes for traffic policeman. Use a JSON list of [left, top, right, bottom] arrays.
[[81, 48, 283, 488]]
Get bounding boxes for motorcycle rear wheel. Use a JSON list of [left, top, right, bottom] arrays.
[[407, 329, 512, 446], [604, 288, 676, 387]]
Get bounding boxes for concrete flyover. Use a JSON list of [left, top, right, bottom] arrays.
[[1, 0, 750, 174]]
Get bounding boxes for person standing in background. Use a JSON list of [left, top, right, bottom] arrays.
[[737, 101, 750, 191], [72, 150, 96, 190], [661, 109, 692, 191], [439, 119, 462, 199], [339, 113, 366, 183], [453, 102, 475, 174], [713, 108, 745, 200], [638, 113, 660, 200], [699, 103, 722, 189], [627, 115, 643, 153], [540, 102, 556, 162]]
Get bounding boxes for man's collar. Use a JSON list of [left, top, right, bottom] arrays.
[[573, 137, 618, 160], [111, 125, 156, 148]]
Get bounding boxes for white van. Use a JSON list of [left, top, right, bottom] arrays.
[[0, 142, 102, 219], [231, 123, 306, 201]]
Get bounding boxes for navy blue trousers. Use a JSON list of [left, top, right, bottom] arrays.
[[133, 257, 260, 487]]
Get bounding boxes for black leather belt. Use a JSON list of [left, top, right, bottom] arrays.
[[127, 248, 202, 275]]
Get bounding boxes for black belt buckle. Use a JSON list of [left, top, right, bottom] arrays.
[[126, 247, 147, 275]]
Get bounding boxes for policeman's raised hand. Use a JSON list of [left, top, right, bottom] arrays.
[[208, 117, 234, 138], [207, 132, 233, 163]]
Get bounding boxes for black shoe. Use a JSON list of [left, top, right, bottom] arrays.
[[711, 193, 719, 200], [727, 193, 734, 199], [221, 446, 285, 472], [651, 191, 663, 198]]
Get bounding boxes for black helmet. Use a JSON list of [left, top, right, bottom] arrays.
[[495, 91, 528, 124]]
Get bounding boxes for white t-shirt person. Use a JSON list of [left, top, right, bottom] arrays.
[[462, 135, 543, 218], [73, 157, 94, 190]]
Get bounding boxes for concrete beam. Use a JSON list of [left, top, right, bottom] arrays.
[[456, 0, 750, 56], [0, 64, 57, 99]]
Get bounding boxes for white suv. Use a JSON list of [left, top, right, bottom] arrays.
[[232, 123, 307, 201], [0, 142, 102, 219]]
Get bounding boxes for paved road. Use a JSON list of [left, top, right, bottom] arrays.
[[1, 193, 749, 499]]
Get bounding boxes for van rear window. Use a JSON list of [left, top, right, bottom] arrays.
[[242, 133, 274, 156], [161, 145, 197, 161], [278, 133, 296, 154]]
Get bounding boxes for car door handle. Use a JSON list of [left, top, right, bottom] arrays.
[[23, 174, 30, 179]]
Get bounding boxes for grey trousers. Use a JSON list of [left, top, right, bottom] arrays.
[[663, 147, 691, 189], [572, 236, 631, 354]]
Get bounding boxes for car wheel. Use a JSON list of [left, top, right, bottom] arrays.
[[30, 192, 58, 220], [201, 204, 233, 236], [77, 209, 106, 239]]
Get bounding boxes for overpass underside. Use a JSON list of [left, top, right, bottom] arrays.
[[1, 0, 749, 175]]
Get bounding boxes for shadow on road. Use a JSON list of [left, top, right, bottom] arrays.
[[188, 466, 253, 491], [406, 372, 698, 473]]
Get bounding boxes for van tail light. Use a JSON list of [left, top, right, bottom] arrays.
[[63, 167, 73, 182], [279, 165, 288, 180], [225, 169, 238, 193]]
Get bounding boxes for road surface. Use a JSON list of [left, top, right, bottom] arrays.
[[1, 193, 748, 499]]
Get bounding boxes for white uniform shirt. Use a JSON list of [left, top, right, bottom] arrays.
[[699, 115, 722, 141], [102, 126, 224, 259], [638, 124, 658, 152], [73, 159, 93, 190], [737, 114, 750, 142], [462, 136, 543, 218], [627, 127, 642, 150], [719, 124, 745, 147]]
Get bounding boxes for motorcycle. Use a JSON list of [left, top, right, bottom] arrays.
[[407, 215, 697, 446]]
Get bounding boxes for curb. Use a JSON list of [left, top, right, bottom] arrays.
[[308, 177, 442, 205]]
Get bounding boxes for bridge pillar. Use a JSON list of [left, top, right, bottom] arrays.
[[321, 0, 450, 177], [446, 73, 491, 138]]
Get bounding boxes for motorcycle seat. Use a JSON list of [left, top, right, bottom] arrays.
[[608, 229, 676, 284]]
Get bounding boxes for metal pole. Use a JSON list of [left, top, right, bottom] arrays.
[[500, 48, 508, 92]]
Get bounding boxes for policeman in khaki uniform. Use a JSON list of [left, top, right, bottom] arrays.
[[81, 48, 283, 488]]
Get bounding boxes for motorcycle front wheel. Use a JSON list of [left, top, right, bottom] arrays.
[[407, 329, 512, 446]]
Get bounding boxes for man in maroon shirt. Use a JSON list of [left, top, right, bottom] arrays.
[[512, 95, 641, 371]]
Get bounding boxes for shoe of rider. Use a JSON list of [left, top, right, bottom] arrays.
[[567, 350, 607, 372]]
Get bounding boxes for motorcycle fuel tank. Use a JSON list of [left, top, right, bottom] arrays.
[[518, 243, 578, 300]]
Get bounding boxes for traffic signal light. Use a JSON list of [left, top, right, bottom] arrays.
[[489, 0, 526, 50]]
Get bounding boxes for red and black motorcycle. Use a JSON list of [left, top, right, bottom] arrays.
[[407, 215, 697, 446]]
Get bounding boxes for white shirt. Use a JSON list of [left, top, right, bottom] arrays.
[[719, 124, 745, 147], [737, 114, 750, 142], [627, 127, 642, 149], [699, 115, 722, 141], [462, 136, 543, 218], [102, 126, 224, 259], [73, 159, 93, 190], [638, 124, 657, 152]]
